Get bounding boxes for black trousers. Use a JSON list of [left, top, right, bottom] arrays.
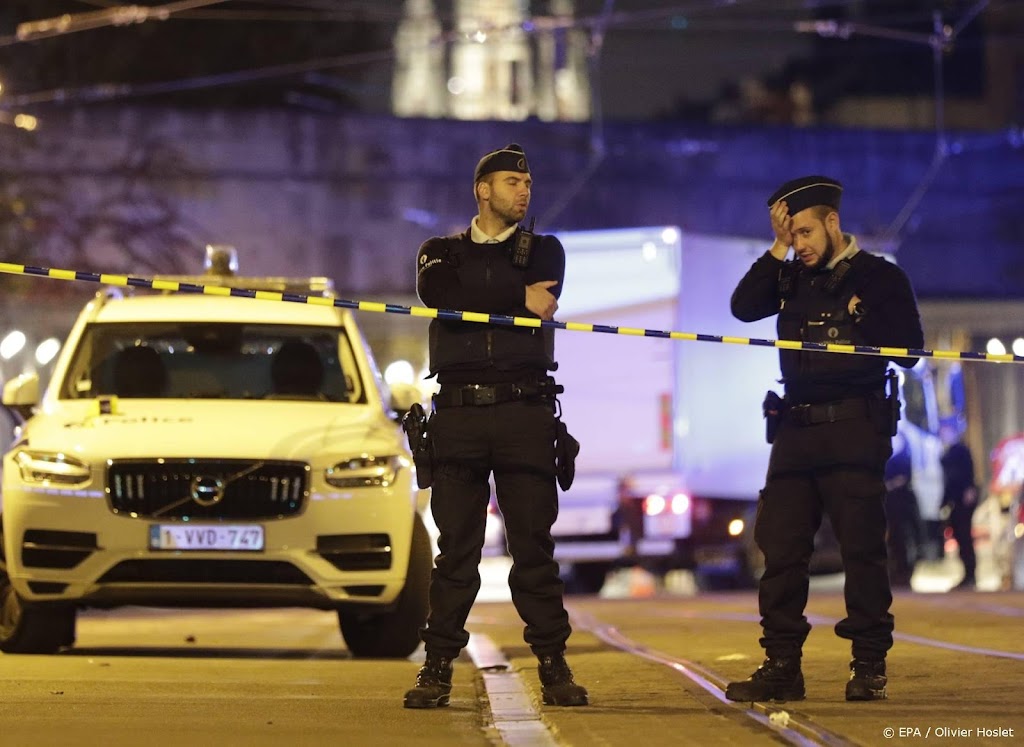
[[420, 399, 571, 659], [948, 503, 977, 582], [755, 412, 894, 661]]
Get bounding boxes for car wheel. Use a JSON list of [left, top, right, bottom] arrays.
[[0, 523, 76, 654], [338, 512, 431, 658], [563, 562, 610, 595], [695, 548, 759, 591]]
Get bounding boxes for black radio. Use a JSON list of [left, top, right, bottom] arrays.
[[511, 217, 536, 268]]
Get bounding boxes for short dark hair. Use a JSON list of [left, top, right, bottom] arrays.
[[473, 173, 495, 202], [808, 205, 835, 221]]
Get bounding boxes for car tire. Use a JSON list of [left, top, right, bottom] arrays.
[[694, 548, 759, 591], [563, 562, 610, 595], [0, 525, 77, 654], [338, 512, 431, 658]]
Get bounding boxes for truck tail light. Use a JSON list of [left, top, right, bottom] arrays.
[[643, 493, 666, 516], [671, 492, 690, 515], [643, 492, 691, 517]]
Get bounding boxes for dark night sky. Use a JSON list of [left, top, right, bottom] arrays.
[[0, 0, 1008, 120]]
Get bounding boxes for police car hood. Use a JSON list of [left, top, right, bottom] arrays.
[[24, 400, 402, 462]]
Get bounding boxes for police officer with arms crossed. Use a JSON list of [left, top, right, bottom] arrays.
[[726, 175, 924, 703], [403, 144, 588, 709]]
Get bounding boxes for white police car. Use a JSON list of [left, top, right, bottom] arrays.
[[0, 261, 428, 656]]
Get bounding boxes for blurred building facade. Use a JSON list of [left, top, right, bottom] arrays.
[[1, 106, 1022, 481], [387, 1, 1023, 130], [391, 0, 591, 121]]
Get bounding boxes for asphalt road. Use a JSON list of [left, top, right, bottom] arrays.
[[0, 555, 1020, 747]]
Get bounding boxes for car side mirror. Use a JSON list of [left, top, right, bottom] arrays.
[[2, 372, 40, 421]]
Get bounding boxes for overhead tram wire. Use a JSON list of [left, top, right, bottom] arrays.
[[4, 0, 942, 107], [0, 0, 231, 48]]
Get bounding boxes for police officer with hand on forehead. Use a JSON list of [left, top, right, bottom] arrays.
[[403, 144, 587, 710], [726, 176, 924, 703]]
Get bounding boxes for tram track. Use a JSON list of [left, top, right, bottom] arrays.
[[465, 590, 1024, 746], [569, 608, 857, 747]]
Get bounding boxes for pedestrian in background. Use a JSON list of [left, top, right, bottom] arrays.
[[403, 143, 587, 710], [726, 175, 924, 703], [884, 431, 923, 589], [940, 418, 979, 590]]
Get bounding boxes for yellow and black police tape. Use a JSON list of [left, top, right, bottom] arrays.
[[1, 260, 1021, 364]]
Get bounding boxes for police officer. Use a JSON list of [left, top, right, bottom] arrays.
[[726, 175, 924, 703], [940, 419, 978, 590], [403, 144, 587, 709]]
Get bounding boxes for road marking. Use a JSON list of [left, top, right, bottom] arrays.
[[467, 634, 558, 747]]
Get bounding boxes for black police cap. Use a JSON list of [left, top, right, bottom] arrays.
[[767, 175, 843, 215], [474, 143, 530, 182]]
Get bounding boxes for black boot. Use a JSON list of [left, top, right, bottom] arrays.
[[846, 658, 887, 701], [538, 654, 589, 706], [725, 657, 805, 702], [403, 653, 454, 709]]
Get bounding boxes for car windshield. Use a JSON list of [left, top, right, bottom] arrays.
[[59, 322, 366, 403]]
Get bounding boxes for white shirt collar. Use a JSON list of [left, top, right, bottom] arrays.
[[826, 233, 860, 269], [471, 216, 518, 244]]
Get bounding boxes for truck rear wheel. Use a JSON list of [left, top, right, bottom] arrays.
[[338, 513, 431, 658]]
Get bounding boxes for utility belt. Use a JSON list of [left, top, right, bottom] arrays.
[[408, 376, 578, 492], [763, 371, 899, 443], [786, 397, 872, 426], [432, 378, 563, 409]]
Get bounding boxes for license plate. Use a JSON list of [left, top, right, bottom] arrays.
[[643, 512, 691, 540], [149, 524, 265, 551], [552, 507, 612, 536]]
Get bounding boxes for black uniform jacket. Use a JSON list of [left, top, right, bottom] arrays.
[[416, 228, 566, 383], [730, 247, 924, 404]]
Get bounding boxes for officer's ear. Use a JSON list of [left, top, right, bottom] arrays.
[[826, 210, 840, 233], [475, 179, 490, 203]]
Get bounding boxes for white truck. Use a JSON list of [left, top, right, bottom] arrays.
[[547, 226, 943, 591]]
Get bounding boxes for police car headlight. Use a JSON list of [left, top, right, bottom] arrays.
[[15, 450, 91, 486], [325, 455, 403, 488]]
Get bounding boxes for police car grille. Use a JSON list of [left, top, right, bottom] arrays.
[[107, 460, 308, 519]]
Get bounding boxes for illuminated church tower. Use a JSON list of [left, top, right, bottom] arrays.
[[535, 0, 591, 121], [391, 0, 447, 118], [448, 0, 533, 120], [391, 0, 591, 122]]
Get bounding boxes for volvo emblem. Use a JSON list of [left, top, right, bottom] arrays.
[[190, 475, 226, 507]]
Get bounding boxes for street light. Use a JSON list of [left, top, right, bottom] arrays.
[[986, 338, 1007, 356], [384, 359, 415, 387], [13, 113, 38, 131], [35, 337, 61, 366], [0, 79, 40, 131], [0, 330, 27, 360]]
